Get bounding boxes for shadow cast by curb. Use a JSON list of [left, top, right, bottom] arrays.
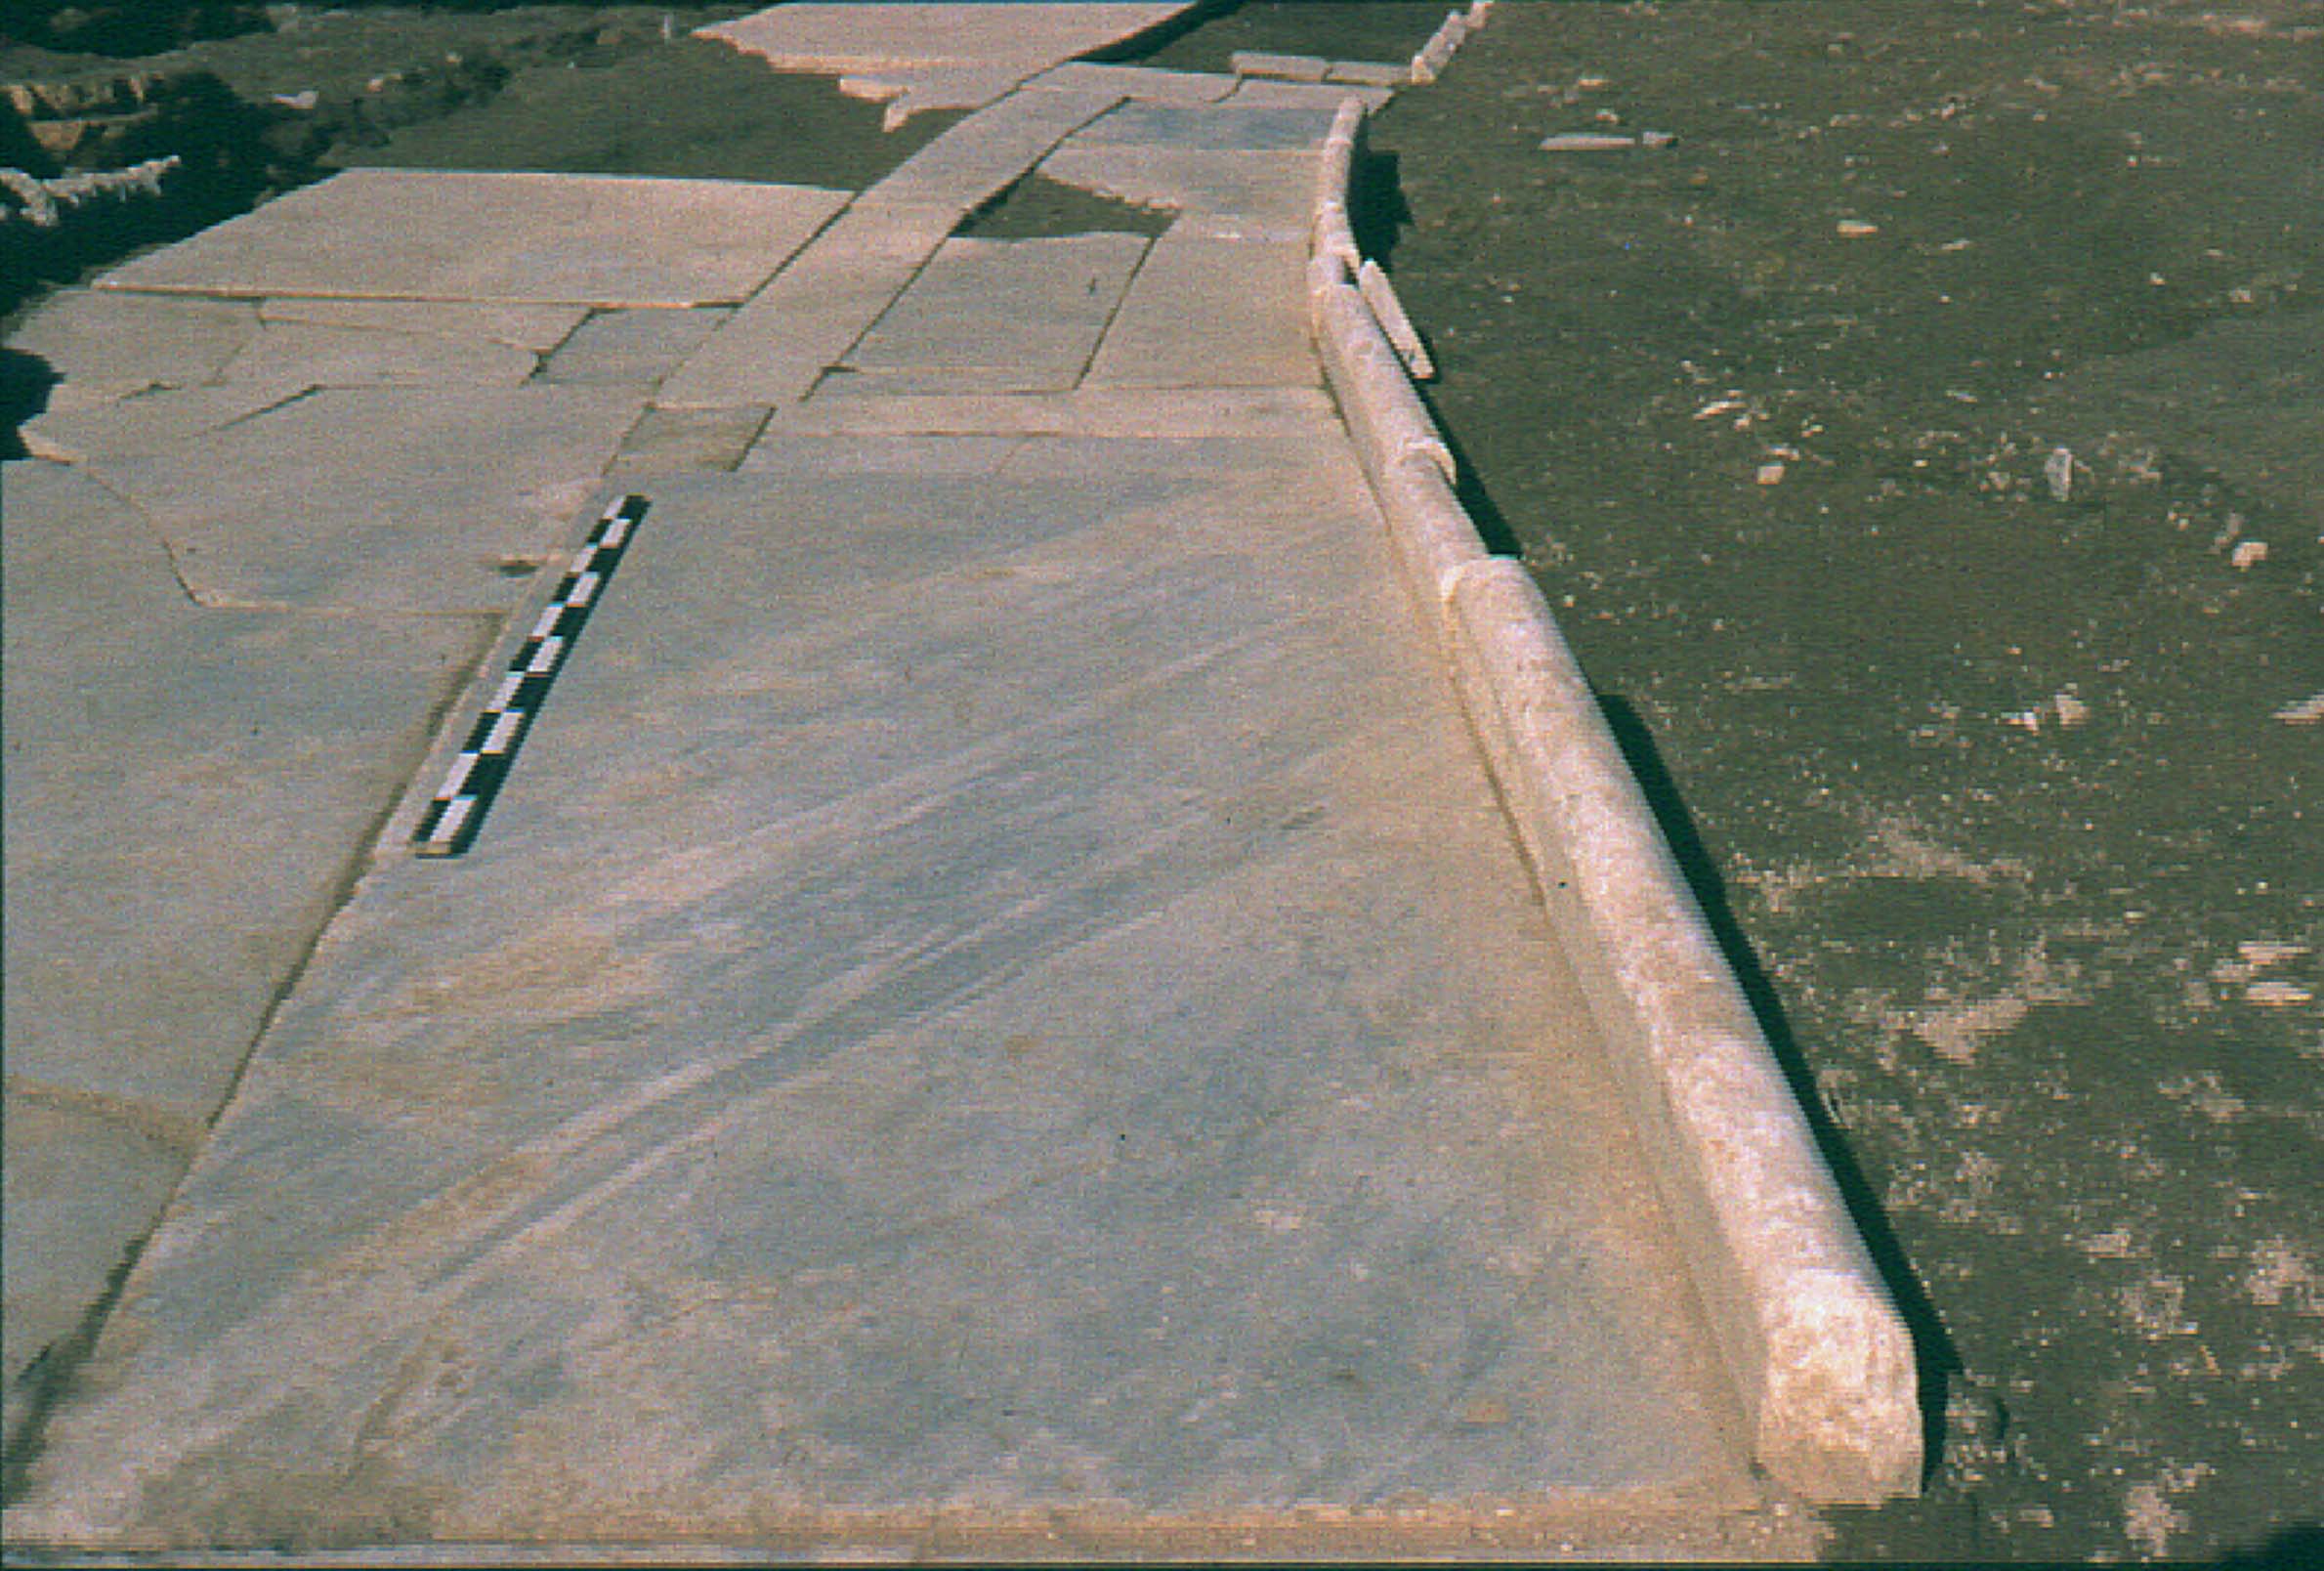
[[1085, 0, 1245, 64], [1594, 692, 1962, 1486], [1417, 396, 1524, 559], [1, 348, 60, 460], [2215, 1524, 2324, 1569]]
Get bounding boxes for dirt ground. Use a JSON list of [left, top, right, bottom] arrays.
[[4, 1, 2317, 1562]]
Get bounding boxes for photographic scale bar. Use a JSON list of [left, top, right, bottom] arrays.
[[412, 493, 651, 858]]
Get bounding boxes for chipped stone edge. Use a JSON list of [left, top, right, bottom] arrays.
[[1306, 88, 1923, 1507]]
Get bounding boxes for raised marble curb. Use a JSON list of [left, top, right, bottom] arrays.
[[1305, 85, 1923, 1507], [1409, 9, 1468, 85], [1358, 258, 1433, 380]]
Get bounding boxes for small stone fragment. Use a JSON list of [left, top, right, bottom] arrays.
[[2052, 692, 2090, 728], [1541, 132, 1638, 151], [2229, 539, 2268, 570], [1755, 461, 1787, 486], [2272, 693, 2324, 725], [1837, 219, 1880, 237], [2245, 980, 2313, 1007], [2044, 446, 2075, 501]]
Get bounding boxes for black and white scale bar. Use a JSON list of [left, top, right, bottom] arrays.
[[413, 493, 650, 858]]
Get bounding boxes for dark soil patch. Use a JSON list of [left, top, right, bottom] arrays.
[[956, 172, 1173, 241], [1116, 0, 1453, 74], [338, 33, 959, 186], [1370, 0, 2320, 1560]]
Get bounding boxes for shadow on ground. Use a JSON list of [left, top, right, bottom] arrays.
[[1597, 693, 1963, 1483], [0, 348, 58, 458]]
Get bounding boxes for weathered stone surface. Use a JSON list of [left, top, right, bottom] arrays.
[[1031, 62, 1238, 104], [1440, 560, 1923, 1504], [91, 386, 647, 612], [94, 170, 849, 308], [8, 442, 1749, 1546], [5, 289, 256, 387], [843, 233, 1148, 392], [656, 201, 957, 409], [867, 86, 1122, 212], [701, 4, 1195, 77], [661, 90, 1128, 410], [1084, 229, 1314, 388], [2, 1097, 187, 1422], [740, 431, 1026, 475], [216, 322, 539, 387], [1327, 59, 1416, 88], [0, 33, 1923, 1548], [255, 297, 589, 353], [1071, 98, 1341, 152], [775, 384, 1337, 440], [539, 308, 734, 386], [1, 459, 487, 1125], [838, 64, 1031, 127], [20, 383, 305, 464], [609, 404, 772, 476]]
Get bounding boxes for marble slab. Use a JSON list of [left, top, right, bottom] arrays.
[[95, 170, 850, 309]]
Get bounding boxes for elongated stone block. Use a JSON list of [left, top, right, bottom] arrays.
[[1441, 560, 1923, 1504]]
